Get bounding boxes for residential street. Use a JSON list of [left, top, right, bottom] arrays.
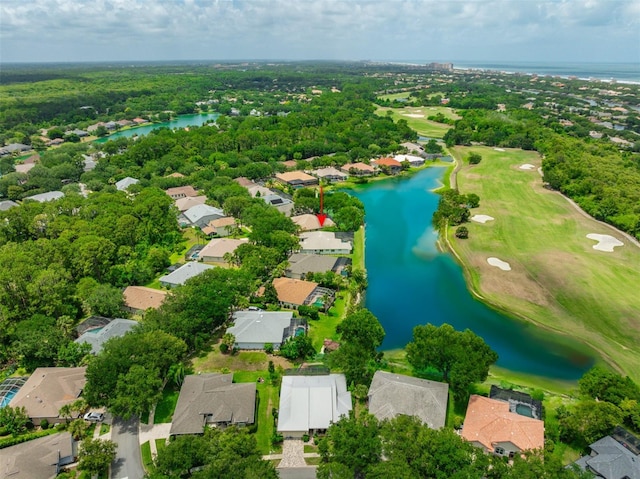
[[110, 416, 145, 479]]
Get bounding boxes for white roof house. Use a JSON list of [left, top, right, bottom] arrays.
[[277, 374, 352, 437], [299, 231, 352, 255], [159, 262, 214, 288], [115, 177, 139, 191], [226, 311, 295, 350]]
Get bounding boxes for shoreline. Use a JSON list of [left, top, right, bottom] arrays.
[[438, 151, 634, 377]]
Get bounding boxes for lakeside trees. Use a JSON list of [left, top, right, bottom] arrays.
[[406, 323, 498, 402]]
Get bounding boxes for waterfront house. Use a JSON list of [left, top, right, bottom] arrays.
[[299, 231, 352, 255], [285, 253, 348, 280], [372, 157, 402, 174], [461, 395, 544, 458], [340, 162, 377, 177], [292, 213, 335, 231], [311, 167, 348, 182]]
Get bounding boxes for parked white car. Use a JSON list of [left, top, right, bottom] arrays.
[[83, 411, 104, 422]]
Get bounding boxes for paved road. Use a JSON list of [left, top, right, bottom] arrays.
[[110, 416, 144, 479]]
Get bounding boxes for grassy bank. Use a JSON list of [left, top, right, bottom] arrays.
[[447, 146, 640, 381]]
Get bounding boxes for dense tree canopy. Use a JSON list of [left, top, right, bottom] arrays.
[[406, 323, 498, 401]]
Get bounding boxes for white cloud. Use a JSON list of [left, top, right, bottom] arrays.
[[0, 0, 637, 62]]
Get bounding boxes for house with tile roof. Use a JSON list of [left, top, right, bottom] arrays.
[[272, 277, 319, 308], [292, 213, 335, 231], [9, 368, 86, 426], [227, 310, 296, 350], [198, 237, 248, 263], [123, 286, 168, 313], [175, 195, 207, 212], [74, 318, 138, 354], [277, 374, 352, 438], [275, 171, 319, 188], [159, 262, 214, 288], [201, 216, 237, 237], [0, 432, 75, 479], [575, 434, 640, 479], [170, 373, 256, 436], [373, 157, 402, 174], [368, 371, 448, 429], [165, 185, 199, 200], [340, 162, 377, 177], [461, 395, 544, 458]]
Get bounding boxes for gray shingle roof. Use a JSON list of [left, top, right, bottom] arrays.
[[0, 200, 19, 211], [74, 318, 138, 354], [159, 262, 214, 287], [115, 177, 139, 191], [170, 374, 256, 435], [368, 371, 449, 429], [576, 435, 640, 479], [23, 191, 64, 203], [286, 254, 340, 278], [0, 432, 74, 479], [183, 204, 224, 224], [227, 311, 294, 346]]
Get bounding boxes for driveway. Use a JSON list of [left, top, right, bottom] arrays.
[[110, 416, 145, 479]]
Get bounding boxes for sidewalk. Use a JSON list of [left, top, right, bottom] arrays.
[[139, 423, 172, 457]]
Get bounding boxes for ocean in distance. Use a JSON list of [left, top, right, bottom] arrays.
[[450, 61, 640, 83]]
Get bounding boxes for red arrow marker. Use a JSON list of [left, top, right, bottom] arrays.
[[316, 185, 326, 227]]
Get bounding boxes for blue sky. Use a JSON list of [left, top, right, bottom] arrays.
[[1, 0, 638, 64]]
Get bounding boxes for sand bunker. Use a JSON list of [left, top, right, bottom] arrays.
[[494, 148, 505, 152], [519, 163, 536, 170], [487, 257, 511, 271], [471, 214, 495, 224], [586, 234, 624, 252], [403, 113, 425, 118]]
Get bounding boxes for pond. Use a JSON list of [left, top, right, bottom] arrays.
[[95, 112, 220, 142], [350, 167, 594, 380]]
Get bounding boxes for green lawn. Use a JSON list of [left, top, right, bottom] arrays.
[[154, 388, 180, 424], [231, 370, 281, 455], [99, 423, 110, 435], [141, 441, 153, 470], [375, 106, 459, 138], [308, 293, 347, 351], [352, 226, 365, 270], [377, 92, 412, 101], [450, 146, 640, 381]]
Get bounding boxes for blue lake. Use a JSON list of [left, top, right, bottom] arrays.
[[96, 112, 219, 142], [350, 167, 594, 380]]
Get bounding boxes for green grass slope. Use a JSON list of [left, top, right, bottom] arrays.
[[450, 146, 640, 382]]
